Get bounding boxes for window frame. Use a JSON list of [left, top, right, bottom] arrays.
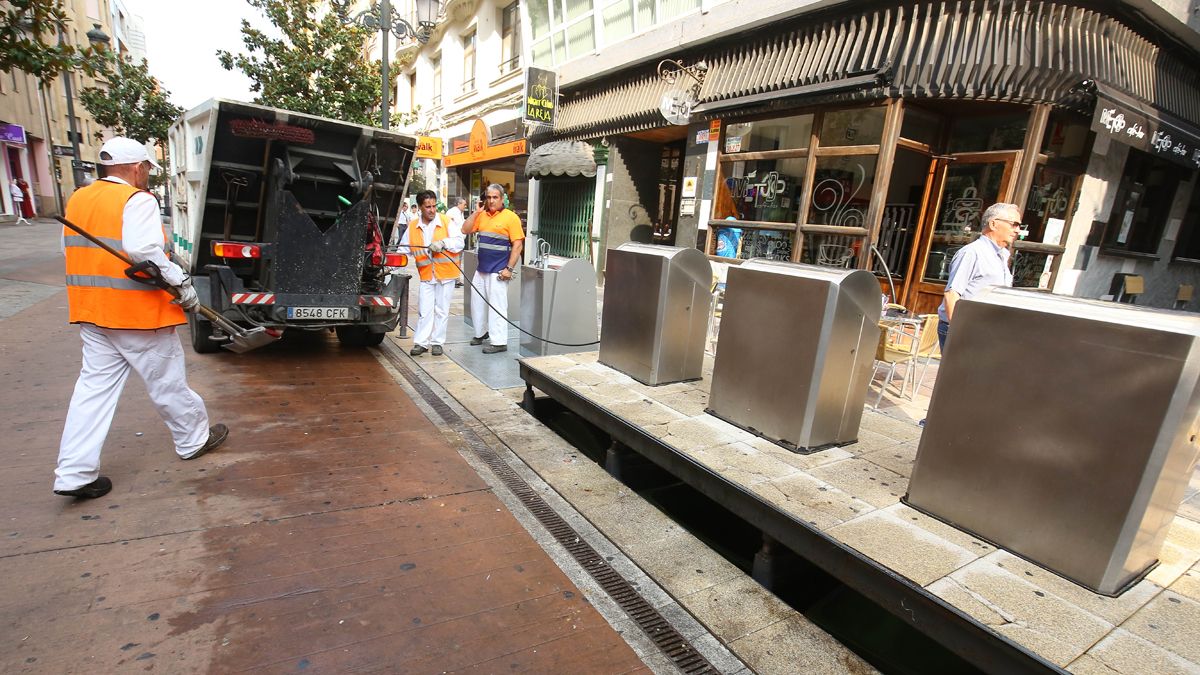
[[461, 30, 476, 94]]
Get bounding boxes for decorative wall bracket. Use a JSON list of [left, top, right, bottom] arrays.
[[657, 59, 709, 101]]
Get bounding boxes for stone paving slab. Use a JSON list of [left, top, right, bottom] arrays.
[[521, 351, 1200, 673]]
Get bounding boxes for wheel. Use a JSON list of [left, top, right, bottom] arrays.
[[188, 313, 222, 354], [336, 325, 386, 347]]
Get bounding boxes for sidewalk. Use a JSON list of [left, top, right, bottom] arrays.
[[0, 226, 652, 673]]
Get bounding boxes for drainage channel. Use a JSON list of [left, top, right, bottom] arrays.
[[376, 345, 724, 675], [527, 396, 985, 675]]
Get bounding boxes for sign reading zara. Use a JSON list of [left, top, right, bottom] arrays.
[[524, 66, 557, 127]]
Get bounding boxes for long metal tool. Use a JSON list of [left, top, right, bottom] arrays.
[[55, 216, 280, 354]]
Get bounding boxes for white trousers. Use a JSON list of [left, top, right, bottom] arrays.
[[55, 324, 210, 491], [471, 270, 509, 346], [413, 279, 455, 347]]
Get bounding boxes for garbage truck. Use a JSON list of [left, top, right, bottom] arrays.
[[167, 99, 416, 353]]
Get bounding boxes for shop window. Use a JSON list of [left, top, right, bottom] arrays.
[[1173, 182, 1200, 262], [924, 161, 1007, 282], [1041, 112, 1093, 161], [818, 108, 885, 146], [1023, 165, 1079, 244], [808, 155, 876, 227], [715, 158, 804, 223], [900, 105, 941, 146], [947, 114, 1027, 153], [1103, 148, 1182, 256], [500, 2, 521, 72], [723, 114, 812, 153], [711, 226, 793, 261]]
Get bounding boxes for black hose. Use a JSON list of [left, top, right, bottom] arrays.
[[395, 244, 602, 348]]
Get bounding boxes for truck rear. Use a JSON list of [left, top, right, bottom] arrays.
[[167, 99, 415, 353]]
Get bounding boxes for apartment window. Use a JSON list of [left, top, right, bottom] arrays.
[[431, 54, 442, 108], [500, 2, 520, 73], [462, 31, 476, 93], [529, 0, 595, 66], [407, 73, 416, 113], [1103, 148, 1183, 256]]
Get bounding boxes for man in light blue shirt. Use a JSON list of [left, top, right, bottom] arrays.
[[937, 202, 1021, 352]]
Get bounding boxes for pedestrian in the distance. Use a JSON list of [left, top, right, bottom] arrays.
[[399, 189, 463, 357], [54, 137, 228, 500], [17, 178, 35, 218], [10, 179, 29, 225], [460, 183, 524, 353], [445, 196, 468, 288]]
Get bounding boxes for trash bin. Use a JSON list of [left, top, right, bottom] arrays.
[[907, 287, 1200, 595], [706, 260, 881, 453], [520, 255, 598, 356], [462, 249, 520, 330], [599, 243, 712, 385]]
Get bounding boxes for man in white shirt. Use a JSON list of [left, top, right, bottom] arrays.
[[445, 197, 468, 287]]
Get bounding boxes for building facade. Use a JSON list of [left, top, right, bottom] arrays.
[[529, 0, 1200, 312], [0, 0, 121, 220]]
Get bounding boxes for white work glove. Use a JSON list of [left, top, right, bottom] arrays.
[[428, 240, 446, 254], [173, 276, 200, 313]]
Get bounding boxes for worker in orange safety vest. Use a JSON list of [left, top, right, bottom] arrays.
[[398, 189, 464, 356], [54, 137, 228, 500]]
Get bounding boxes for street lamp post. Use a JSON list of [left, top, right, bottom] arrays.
[[333, 0, 440, 130], [63, 23, 110, 188]]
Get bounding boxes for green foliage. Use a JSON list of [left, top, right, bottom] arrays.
[[217, 0, 383, 126], [0, 0, 106, 84], [79, 56, 183, 147]]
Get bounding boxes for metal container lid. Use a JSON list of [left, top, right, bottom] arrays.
[[971, 287, 1200, 336]]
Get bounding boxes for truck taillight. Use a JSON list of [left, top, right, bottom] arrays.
[[384, 253, 408, 267], [213, 241, 261, 258]]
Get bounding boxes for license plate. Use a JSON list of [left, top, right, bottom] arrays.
[[287, 306, 350, 320]]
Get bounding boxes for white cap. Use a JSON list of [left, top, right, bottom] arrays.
[[99, 137, 161, 169]]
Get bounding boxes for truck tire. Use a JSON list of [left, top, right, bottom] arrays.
[[188, 313, 222, 354], [336, 325, 386, 347]]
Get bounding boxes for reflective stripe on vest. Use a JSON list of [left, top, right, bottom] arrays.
[[64, 234, 124, 250], [63, 180, 186, 330], [411, 215, 462, 282]]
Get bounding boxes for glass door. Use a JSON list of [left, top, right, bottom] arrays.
[[905, 153, 1016, 315]]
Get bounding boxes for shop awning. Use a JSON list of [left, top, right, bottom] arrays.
[[1090, 83, 1200, 169], [524, 140, 597, 178]]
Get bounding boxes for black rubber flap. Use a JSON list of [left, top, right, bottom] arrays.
[[273, 192, 368, 295]]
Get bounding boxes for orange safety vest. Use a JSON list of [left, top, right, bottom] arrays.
[[410, 214, 462, 282], [63, 180, 186, 330]]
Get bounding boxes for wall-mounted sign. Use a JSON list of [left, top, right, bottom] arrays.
[[52, 145, 75, 158], [681, 176, 698, 198], [0, 124, 27, 144], [1091, 95, 1200, 169], [709, 119, 721, 141], [680, 197, 696, 215], [415, 136, 443, 160], [71, 160, 96, 171], [660, 91, 692, 126], [524, 66, 557, 126], [695, 130, 709, 145], [444, 118, 528, 167]]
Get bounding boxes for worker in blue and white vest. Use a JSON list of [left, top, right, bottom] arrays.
[[460, 183, 524, 354], [397, 189, 464, 356]]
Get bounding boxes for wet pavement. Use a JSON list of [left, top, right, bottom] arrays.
[[0, 219, 651, 673]]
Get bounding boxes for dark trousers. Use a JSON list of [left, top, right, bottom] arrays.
[[937, 319, 950, 354]]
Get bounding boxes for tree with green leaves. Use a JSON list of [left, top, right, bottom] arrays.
[[78, 56, 182, 147], [217, 0, 384, 126], [0, 0, 106, 83]]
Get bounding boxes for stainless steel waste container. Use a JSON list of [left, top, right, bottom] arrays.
[[599, 243, 712, 385], [907, 288, 1200, 595], [520, 255, 598, 356], [707, 260, 880, 453], [462, 249, 520, 330]]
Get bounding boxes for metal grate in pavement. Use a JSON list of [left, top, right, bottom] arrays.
[[379, 347, 719, 675]]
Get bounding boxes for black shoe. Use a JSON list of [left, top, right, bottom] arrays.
[[54, 476, 112, 499], [431, 345, 443, 356], [410, 344, 428, 356], [182, 424, 229, 460], [482, 344, 508, 354], [470, 333, 489, 346]]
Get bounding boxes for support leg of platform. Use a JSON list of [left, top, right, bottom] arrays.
[[604, 441, 650, 483], [753, 534, 801, 593], [522, 383, 536, 412]]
